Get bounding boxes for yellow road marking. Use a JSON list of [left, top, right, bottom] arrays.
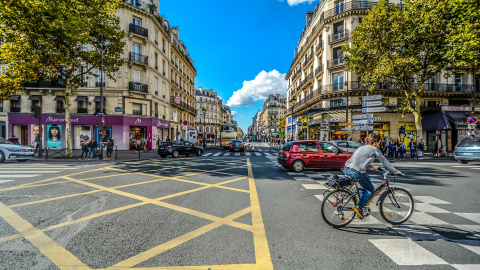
[[247, 158, 273, 269], [104, 264, 256, 270], [0, 233, 23, 243], [0, 201, 89, 269], [10, 190, 103, 208], [109, 207, 252, 268]]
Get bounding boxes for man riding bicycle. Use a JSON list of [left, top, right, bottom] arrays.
[[344, 133, 402, 219]]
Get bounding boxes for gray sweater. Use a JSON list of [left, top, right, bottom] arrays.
[[345, 145, 399, 174]]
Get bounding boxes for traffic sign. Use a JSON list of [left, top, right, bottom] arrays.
[[182, 120, 188, 126], [93, 112, 107, 116], [467, 116, 478, 124], [352, 125, 374, 131], [362, 101, 384, 107], [469, 124, 477, 129], [101, 117, 105, 126], [353, 119, 374, 125], [362, 95, 383, 101], [297, 121, 303, 126], [339, 122, 354, 126], [362, 107, 387, 113], [341, 128, 353, 131], [352, 114, 373, 120]]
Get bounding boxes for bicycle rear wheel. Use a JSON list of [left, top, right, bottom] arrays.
[[321, 189, 356, 228], [379, 187, 414, 224]]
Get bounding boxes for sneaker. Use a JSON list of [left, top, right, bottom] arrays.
[[353, 206, 365, 219]]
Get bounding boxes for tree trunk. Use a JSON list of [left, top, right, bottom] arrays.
[[412, 96, 423, 141], [65, 79, 72, 158]]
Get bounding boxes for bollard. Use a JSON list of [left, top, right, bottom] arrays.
[[115, 145, 118, 160], [139, 148, 141, 159], [45, 148, 49, 159]]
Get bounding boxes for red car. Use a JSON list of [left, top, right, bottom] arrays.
[[277, 140, 353, 172]]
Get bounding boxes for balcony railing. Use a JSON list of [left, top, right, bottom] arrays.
[[329, 29, 350, 44], [129, 23, 148, 38], [315, 41, 323, 54], [10, 107, 21, 113], [129, 82, 149, 93], [24, 81, 65, 88], [133, 110, 143, 115], [170, 97, 197, 115], [129, 52, 148, 65], [78, 108, 88, 114], [315, 65, 323, 76], [95, 82, 105, 87], [56, 108, 65, 113], [327, 57, 345, 69]]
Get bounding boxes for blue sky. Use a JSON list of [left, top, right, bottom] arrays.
[[160, 0, 319, 132]]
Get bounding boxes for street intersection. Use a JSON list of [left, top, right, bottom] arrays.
[[0, 143, 479, 269]]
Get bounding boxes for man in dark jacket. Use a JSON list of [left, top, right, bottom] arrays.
[[80, 139, 89, 160], [106, 138, 114, 161], [408, 139, 417, 159], [87, 138, 97, 160], [417, 139, 425, 159]]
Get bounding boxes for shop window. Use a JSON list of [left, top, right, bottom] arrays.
[[132, 103, 143, 115], [330, 98, 346, 107]]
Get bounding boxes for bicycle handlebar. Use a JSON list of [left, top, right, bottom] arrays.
[[377, 167, 404, 176]]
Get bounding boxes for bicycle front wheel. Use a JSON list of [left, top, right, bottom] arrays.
[[380, 187, 414, 224], [321, 189, 356, 228]]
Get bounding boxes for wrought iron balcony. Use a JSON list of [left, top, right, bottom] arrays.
[[329, 29, 350, 44], [327, 57, 345, 69], [10, 107, 21, 113], [129, 52, 148, 65], [129, 81, 149, 93], [77, 108, 88, 114], [95, 82, 105, 87], [129, 23, 148, 38], [315, 65, 323, 76], [56, 108, 65, 113], [133, 110, 143, 115], [24, 81, 65, 88]]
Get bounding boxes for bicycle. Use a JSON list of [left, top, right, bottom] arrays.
[[321, 167, 414, 228]]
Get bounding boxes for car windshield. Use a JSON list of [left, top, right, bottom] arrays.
[[458, 140, 480, 147], [348, 142, 362, 148], [0, 138, 13, 145], [221, 125, 237, 132]]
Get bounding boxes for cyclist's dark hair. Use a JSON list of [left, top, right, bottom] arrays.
[[366, 133, 381, 145]]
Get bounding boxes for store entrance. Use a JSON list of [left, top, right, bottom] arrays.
[[129, 126, 146, 150]]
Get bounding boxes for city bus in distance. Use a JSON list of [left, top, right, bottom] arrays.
[[220, 124, 240, 149]]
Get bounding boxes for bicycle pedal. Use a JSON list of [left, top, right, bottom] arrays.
[[363, 207, 371, 217]]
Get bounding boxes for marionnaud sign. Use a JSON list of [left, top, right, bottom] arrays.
[[362, 101, 384, 107], [353, 119, 374, 125], [362, 107, 387, 113], [352, 114, 373, 120], [362, 95, 383, 101]]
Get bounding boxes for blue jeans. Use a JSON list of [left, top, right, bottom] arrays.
[[343, 167, 375, 208], [88, 148, 95, 159]]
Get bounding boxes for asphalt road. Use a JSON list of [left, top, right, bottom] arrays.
[[0, 142, 479, 269]]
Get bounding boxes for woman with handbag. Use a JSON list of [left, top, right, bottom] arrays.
[[434, 139, 442, 158]]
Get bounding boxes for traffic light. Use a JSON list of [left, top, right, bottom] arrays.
[[33, 106, 42, 119]]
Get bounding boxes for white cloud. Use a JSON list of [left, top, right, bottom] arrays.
[[231, 110, 237, 116], [226, 70, 287, 107], [286, 0, 317, 6]]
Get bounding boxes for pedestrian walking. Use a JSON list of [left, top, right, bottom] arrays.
[[143, 137, 148, 152], [388, 139, 394, 159], [80, 139, 89, 160], [399, 141, 406, 160], [434, 139, 442, 158], [408, 139, 417, 159], [106, 138, 114, 161], [418, 139, 425, 159], [87, 138, 97, 160], [394, 139, 400, 159], [166, 136, 171, 142]]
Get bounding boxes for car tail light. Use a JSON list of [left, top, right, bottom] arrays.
[[242, 144, 244, 147], [229, 143, 232, 146], [284, 152, 291, 158], [166, 146, 172, 148]]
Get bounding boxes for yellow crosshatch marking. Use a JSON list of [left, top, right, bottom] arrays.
[[0, 158, 273, 269]]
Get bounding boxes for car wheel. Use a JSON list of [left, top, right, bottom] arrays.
[[291, 160, 305, 172], [282, 165, 289, 169], [229, 149, 232, 152], [172, 150, 179, 158], [160, 154, 167, 158], [0, 151, 5, 163], [460, 160, 469, 164], [17, 159, 29, 162], [185, 154, 190, 157], [196, 149, 202, 156]]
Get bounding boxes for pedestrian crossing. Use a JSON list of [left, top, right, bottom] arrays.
[[264, 156, 480, 269], [0, 163, 91, 181], [202, 150, 278, 157]]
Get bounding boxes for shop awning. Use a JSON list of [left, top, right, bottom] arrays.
[[10, 95, 20, 100], [75, 96, 88, 101], [53, 96, 65, 101], [28, 95, 42, 101], [445, 111, 469, 129], [93, 96, 105, 102], [422, 111, 451, 132]]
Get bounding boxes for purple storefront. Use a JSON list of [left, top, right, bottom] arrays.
[[8, 114, 171, 150]]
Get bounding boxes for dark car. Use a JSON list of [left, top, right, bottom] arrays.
[[454, 138, 480, 164], [229, 140, 245, 152], [277, 140, 353, 172], [158, 141, 203, 158]]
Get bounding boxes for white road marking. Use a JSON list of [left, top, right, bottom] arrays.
[[287, 172, 304, 175], [0, 175, 40, 178], [203, 153, 212, 156], [456, 213, 480, 224], [452, 240, 480, 256], [252, 152, 261, 156], [213, 152, 221, 156], [408, 213, 449, 225], [0, 180, 14, 184], [414, 203, 450, 213], [301, 184, 327, 189], [369, 239, 448, 265], [294, 177, 315, 182], [264, 153, 272, 156], [245, 152, 251, 156], [234, 153, 240, 156], [414, 196, 451, 204], [0, 171, 61, 174], [452, 264, 480, 270], [454, 225, 480, 237], [351, 215, 384, 225], [314, 195, 324, 201], [392, 225, 446, 241]]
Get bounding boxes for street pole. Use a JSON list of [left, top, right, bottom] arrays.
[[344, 55, 349, 140], [472, 62, 476, 117], [99, 34, 104, 160]]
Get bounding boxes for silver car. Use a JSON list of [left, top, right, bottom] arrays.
[[328, 140, 362, 153], [0, 137, 35, 163], [454, 138, 480, 164]]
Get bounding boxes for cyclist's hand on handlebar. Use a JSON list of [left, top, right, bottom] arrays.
[[373, 166, 380, 171], [395, 171, 403, 176]]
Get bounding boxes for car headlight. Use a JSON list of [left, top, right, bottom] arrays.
[[6, 148, 20, 152]]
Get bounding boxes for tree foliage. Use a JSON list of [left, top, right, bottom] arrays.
[[0, 0, 126, 156], [343, 0, 479, 138]]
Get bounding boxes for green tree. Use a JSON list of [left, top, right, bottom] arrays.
[[278, 117, 286, 138], [0, 0, 126, 157], [344, 0, 478, 138]]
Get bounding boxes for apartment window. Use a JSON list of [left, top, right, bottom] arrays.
[[162, 38, 166, 52], [132, 17, 142, 26], [333, 72, 344, 91], [171, 52, 174, 61], [132, 103, 142, 115], [132, 44, 141, 55], [81, 66, 88, 87], [155, 53, 158, 70], [335, 0, 344, 14], [155, 77, 159, 96], [32, 98, 41, 108], [199, 104, 203, 108], [333, 21, 344, 39], [163, 106, 166, 118], [200, 97, 202, 102], [78, 99, 87, 109], [155, 102, 158, 117], [133, 70, 142, 83], [56, 100, 65, 113], [162, 60, 166, 74], [162, 82, 166, 98], [154, 30, 158, 45]]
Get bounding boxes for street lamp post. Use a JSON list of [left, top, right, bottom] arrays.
[[99, 34, 106, 160], [289, 97, 297, 141], [202, 108, 207, 148]]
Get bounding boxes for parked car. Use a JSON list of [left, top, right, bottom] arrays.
[[0, 137, 35, 163], [277, 140, 353, 172], [328, 140, 362, 153], [454, 138, 480, 164], [229, 140, 245, 152], [158, 141, 203, 158]]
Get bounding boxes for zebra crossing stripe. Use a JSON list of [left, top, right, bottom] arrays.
[[301, 184, 327, 189], [264, 153, 272, 156], [203, 153, 212, 156], [392, 225, 446, 241], [452, 240, 480, 256], [0, 175, 40, 178], [0, 180, 14, 184], [369, 239, 448, 265], [213, 152, 221, 156], [245, 152, 251, 156], [234, 153, 240, 156]]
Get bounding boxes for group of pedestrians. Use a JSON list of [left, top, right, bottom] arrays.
[[377, 137, 425, 160], [133, 137, 148, 152], [80, 137, 115, 161]]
